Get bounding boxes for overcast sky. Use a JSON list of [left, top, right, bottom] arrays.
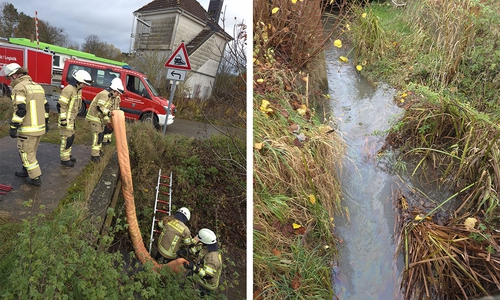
[[10, 0, 250, 53]]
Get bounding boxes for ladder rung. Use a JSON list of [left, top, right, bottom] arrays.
[[160, 175, 170, 179], [159, 192, 170, 196], [157, 200, 169, 204], [156, 209, 169, 214]]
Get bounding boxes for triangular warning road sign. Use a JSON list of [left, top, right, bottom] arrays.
[[164, 43, 191, 70]]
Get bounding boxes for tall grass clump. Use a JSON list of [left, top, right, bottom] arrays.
[[253, 67, 345, 298]]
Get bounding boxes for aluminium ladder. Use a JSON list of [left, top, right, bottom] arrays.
[[148, 169, 173, 253]]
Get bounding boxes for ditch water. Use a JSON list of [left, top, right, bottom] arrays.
[[325, 45, 404, 300]]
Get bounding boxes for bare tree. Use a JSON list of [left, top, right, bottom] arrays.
[[38, 20, 67, 45], [0, 3, 18, 38], [82, 34, 104, 55]]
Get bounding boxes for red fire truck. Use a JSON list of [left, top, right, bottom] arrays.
[[0, 41, 53, 95]]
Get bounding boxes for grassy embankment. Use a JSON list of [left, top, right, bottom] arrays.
[[253, 0, 348, 298], [0, 95, 246, 299], [348, 1, 500, 299]]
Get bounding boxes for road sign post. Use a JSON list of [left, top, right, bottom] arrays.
[[163, 43, 191, 135]]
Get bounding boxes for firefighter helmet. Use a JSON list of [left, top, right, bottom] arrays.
[[109, 78, 124, 94], [198, 228, 217, 245], [73, 70, 92, 85], [1, 63, 22, 77], [178, 207, 191, 221]]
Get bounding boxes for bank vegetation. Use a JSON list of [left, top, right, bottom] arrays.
[[253, 0, 349, 298], [349, 1, 500, 299]]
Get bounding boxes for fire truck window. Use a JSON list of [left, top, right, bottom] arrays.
[[126, 75, 146, 96]]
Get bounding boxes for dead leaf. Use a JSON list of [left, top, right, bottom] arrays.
[[254, 142, 263, 150], [464, 217, 477, 231], [271, 248, 281, 257], [294, 226, 306, 235], [291, 273, 302, 289], [293, 138, 303, 147], [288, 123, 300, 133], [253, 287, 263, 300]]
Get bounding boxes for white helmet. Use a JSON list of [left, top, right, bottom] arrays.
[[73, 70, 92, 85], [109, 77, 124, 94], [198, 228, 217, 245], [1, 63, 22, 77], [178, 207, 191, 221]]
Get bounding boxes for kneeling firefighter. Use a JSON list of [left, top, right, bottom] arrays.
[[58, 70, 92, 167], [155, 207, 198, 263], [184, 228, 222, 295], [85, 78, 123, 162]]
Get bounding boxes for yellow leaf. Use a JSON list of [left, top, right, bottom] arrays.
[[333, 39, 342, 48], [309, 194, 316, 204], [302, 76, 308, 83], [356, 65, 362, 71], [362, 12, 367, 18], [254, 142, 263, 150], [346, 23, 351, 31], [297, 105, 307, 116], [292, 223, 302, 229], [414, 214, 424, 221], [339, 56, 348, 63], [272, 7, 279, 14], [256, 78, 264, 83], [291, 0, 297, 3], [143, 188, 149, 193], [259, 100, 273, 113], [401, 92, 407, 98], [464, 217, 477, 231]]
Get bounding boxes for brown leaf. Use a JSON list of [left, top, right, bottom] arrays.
[[287, 123, 300, 133], [293, 138, 303, 147], [294, 227, 306, 235], [291, 273, 302, 290], [253, 287, 263, 300], [281, 223, 294, 237], [271, 248, 281, 257]]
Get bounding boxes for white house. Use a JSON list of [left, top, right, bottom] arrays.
[[131, 0, 231, 99]]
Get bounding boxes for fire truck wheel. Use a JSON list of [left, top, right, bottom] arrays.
[[78, 100, 87, 116], [140, 112, 158, 128]]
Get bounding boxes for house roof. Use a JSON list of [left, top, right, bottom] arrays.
[[134, 0, 233, 53], [134, 0, 211, 25]]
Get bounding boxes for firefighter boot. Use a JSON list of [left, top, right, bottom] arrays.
[[26, 176, 41, 186], [61, 159, 75, 167], [15, 166, 28, 177], [91, 156, 101, 163]]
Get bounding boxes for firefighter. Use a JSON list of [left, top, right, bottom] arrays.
[[58, 69, 92, 167], [1, 63, 49, 186], [85, 77, 123, 162], [155, 207, 197, 263], [184, 228, 222, 295]]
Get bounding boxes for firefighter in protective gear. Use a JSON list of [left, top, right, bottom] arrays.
[[1, 63, 49, 186], [58, 69, 92, 167], [85, 77, 123, 162], [183, 228, 222, 294], [155, 207, 197, 262]]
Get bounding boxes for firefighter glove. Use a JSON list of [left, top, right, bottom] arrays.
[[105, 123, 114, 134], [177, 249, 188, 257], [9, 123, 19, 138], [183, 261, 198, 272], [60, 119, 67, 127], [45, 118, 49, 133]]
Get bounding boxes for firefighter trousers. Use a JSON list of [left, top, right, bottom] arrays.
[[59, 127, 76, 162], [90, 122, 104, 157], [17, 135, 42, 179]]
